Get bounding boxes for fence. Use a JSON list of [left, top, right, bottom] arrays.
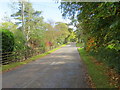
[[0, 44, 59, 65], [0, 47, 46, 65]]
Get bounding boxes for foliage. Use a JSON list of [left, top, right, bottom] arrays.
[[0, 1, 71, 65], [54, 22, 70, 44], [11, 1, 45, 49], [60, 2, 120, 73], [76, 43, 84, 47], [78, 48, 117, 88], [0, 29, 14, 64], [0, 29, 14, 53], [0, 22, 17, 32], [13, 29, 27, 51], [66, 28, 77, 42], [89, 47, 120, 73], [9, 1, 71, 52]]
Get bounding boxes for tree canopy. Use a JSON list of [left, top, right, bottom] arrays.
[[60, 2, 120, 73]]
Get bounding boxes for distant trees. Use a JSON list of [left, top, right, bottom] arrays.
[[0, 0, 75, 64], [8, 1, 71, 51], [54, 22, 70, 44]]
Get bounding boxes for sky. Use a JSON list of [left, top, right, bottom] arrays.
[[0, 0, 71, 24]]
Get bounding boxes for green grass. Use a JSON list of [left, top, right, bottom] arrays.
[[76, 43, 84, 47], [2, 44, 66, 72], [78, 48, 115, 88]]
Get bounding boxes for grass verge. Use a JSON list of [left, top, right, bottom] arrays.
[[2, 44, 66, 72], [78, 48, 115, 88], [76, 43, 84, 47]]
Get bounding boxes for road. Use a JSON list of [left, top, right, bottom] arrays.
[[2, 43, 89, 88]]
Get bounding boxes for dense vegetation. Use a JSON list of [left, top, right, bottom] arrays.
[[0, 1, 75, 64], [60, 2, 120, 73], [1, 29, 14, 53], [0, 29, 14, 64]]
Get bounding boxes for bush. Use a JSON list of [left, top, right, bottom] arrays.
[[13, 29, 26, 51], [0, 29, 14, 64], [0, 29, 14, 53], [89, 47, 120, 73]]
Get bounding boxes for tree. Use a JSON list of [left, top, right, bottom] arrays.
[[54, 22, 70, 44], [60, 2, 120, 73], [60, 2, 120, 49], [11, 1, 45, 49]]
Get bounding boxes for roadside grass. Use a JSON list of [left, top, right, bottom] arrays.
[[78, 48, 115, 88], [76, 43, 84, 47], [2, 44, 66, 72]]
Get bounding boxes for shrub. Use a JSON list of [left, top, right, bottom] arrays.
[[0, 29, 14, 53], [0, 29, 14, 64], [89, 47, 120, 73]]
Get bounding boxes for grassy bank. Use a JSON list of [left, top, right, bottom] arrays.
[[2, 44, 66, 72], [76, 43, 84, 47], [78, 48, 116, 88]]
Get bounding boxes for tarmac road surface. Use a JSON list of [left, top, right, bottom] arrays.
[[2, 43, 89, 88]]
